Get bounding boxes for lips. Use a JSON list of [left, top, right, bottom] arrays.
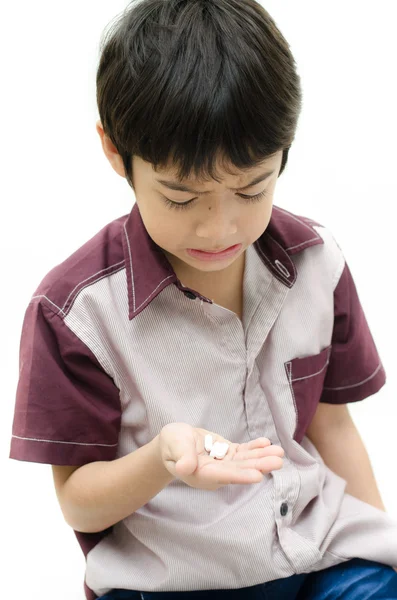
[[186, 244, 242, 261], [193, 245, 235, 253]]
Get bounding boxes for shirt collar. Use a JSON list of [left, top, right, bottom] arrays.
[[122, 203, 324, 320]]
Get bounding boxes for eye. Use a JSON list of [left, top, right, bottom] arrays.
[[161, 189, 269, 211], [238, 190, 269, 203], [161, 197, 196, 211]]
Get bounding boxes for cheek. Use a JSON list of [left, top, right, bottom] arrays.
[[135, 201, 167, 243], [242, 202, 272, 230], [143, 208, 185, 246], [147, 219, 172, 243]]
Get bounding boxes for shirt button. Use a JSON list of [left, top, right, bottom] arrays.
[[184, 291, 197, 300], [280, 502, 289, 517]]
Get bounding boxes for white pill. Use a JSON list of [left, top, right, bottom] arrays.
[[210, 441, 229, 459], [204, 434, 213, 452]]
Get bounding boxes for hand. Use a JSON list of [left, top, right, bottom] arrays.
[[158, 422, 285, 491]]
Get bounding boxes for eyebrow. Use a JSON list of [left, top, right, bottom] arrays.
[[155, 169, 276, 195]]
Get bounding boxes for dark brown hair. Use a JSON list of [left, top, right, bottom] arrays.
[[96, 0, 303, 189]]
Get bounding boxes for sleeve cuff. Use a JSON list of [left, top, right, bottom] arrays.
[[320, 362, 386, 405]]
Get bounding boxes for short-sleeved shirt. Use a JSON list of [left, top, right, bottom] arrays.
[[9, 203, 396, 600]]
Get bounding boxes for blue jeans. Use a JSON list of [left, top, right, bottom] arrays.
[[97, 558, 397, 599]]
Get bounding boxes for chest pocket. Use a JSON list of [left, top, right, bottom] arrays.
[[285, 345, 332, 444]]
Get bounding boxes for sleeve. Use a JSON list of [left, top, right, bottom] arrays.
[[320, 258, 387, 404], [9, 298, 122, 466]]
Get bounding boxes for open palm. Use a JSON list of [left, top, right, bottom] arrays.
[[160, 423, 285, 491]]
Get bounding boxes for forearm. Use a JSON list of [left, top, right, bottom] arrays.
[[310, 420, 387, 512], [60, 434, 175, 533]]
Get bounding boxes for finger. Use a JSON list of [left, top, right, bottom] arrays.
[[239, 455, 284, 473], [236, 446, 284, 461], [244, 437, 272, 450], [206, 455, 283, 484], [228, 469, 264, 484], [258, 455, 284, 472], [208, 455, 283, 479], [205, 463, 264, 485]]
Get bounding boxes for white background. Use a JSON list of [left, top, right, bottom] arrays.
[[2, 1, 396, 598]]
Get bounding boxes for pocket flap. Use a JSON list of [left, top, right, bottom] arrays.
[[290, 345, 332, 383], [285, 345, 332, 443]]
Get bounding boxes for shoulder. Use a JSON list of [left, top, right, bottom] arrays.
[[268, 205, 346, 287], [30, 214, 128, 317], [270, 204, 339, 252]]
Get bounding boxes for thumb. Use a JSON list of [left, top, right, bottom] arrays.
[[174, 440, 198, 477]]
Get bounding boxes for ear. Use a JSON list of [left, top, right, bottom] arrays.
[[96, 120, 126, 179]]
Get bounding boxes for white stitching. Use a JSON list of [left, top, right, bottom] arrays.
[[287, 236, 321, 251], [257, 232, 297, 283], [266, 232, 297, 279], [323, 363, 383, 391], [12, 435, 118, 447], [31, 295, 65, 316], [60, 260, 126, 312], [272, 206, 322, 249], [32, 262, 127, 318], [285, 361, 299, 440], [62, 265, 126, 317], [255, 243, 288, 287], [123, 220, 136, 311], [291, 352, 331, 382], [123, 219, 174, 314], [275, 259, 291, 278], [134, 275, 175, 312]]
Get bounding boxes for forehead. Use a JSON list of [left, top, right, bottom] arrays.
[[154, 153, 279, 184]]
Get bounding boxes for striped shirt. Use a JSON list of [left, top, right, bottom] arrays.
[[9, 203, 397, 600]]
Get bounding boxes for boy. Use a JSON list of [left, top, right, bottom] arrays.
[[9, 0, 397, 598]]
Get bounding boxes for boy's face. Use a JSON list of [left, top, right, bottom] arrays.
[[97, 121, 283, 284]]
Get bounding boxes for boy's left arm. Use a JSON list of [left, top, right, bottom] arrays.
[[306, 402, 397, 573]]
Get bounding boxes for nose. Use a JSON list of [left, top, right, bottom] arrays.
[[196, 200, 237, 240]]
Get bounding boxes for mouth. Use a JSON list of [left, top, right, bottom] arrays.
[[193, 245, 237, 253], [186, 244, 242, 261]]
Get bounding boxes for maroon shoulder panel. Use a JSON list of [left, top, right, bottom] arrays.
[[9, 298, 122, 465], [34, 215, 127, 317], [321, 261, 386, 404]]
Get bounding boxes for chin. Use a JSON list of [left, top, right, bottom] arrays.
[[190, 262, 232, 272]]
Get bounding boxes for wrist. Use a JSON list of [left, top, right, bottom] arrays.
[[151, 433, 176, 484]]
